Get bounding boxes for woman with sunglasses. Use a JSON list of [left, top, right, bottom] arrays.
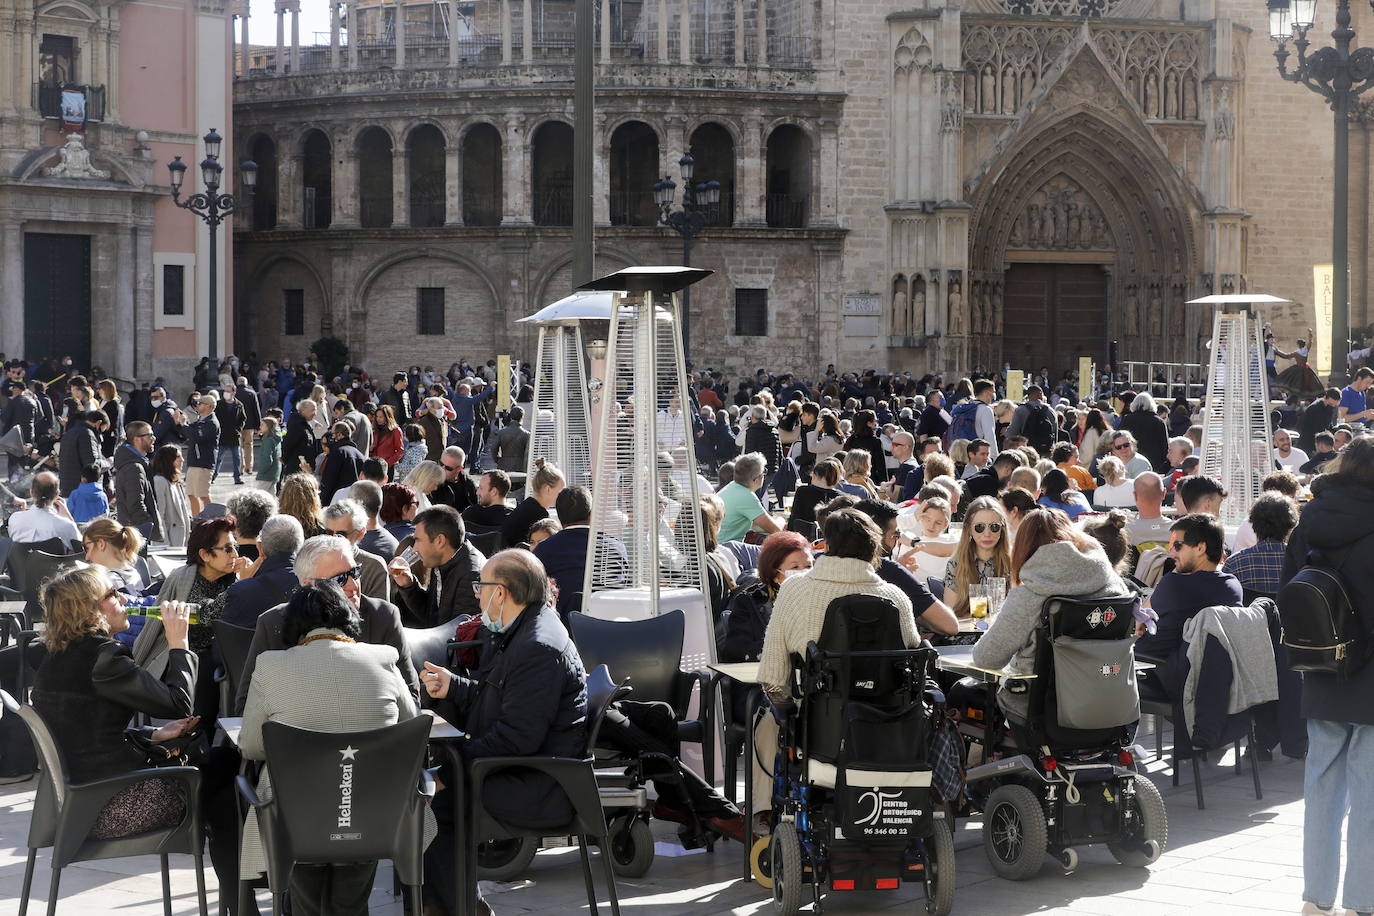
[[971, 508, 1132, 724], [133, 516, 251, 712], [943, 496, 1012, 621]]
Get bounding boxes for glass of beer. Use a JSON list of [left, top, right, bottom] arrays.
[[969, 584, 989, 620]]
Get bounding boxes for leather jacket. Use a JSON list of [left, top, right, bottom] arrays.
[[32, 635, 196, 784]]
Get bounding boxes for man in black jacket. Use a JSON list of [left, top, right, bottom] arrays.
[[233, 532, 419, 714], [380, 371, 413, 422], [317, 422, 365, 502], [388, 505, 485, 626], [220, 514, 303, 632], [1297, 387, 1341, 455], [113, 420, 162, 541], [1, 380, 37, 475], [431, 445, 478, 513], [213, 385, 247, 485], [280, 399, 320, 479], [57, 410, 106, 496], [235, 376, 262, 475], [421, 548, 586, 915], [184, 394, 220, 516], [147, 386, 183, 445]]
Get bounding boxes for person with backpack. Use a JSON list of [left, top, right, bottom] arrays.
[[949, 379, 999, 456], [1005, 385, 1060, 456], [1280, 436, 1374, 916]]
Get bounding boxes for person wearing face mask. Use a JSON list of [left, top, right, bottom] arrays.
[[147, 386, 184, 446], [420, 549, 587, 916]]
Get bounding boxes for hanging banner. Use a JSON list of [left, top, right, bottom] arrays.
[[59, 88, 85, 133], [1313, 264, 1334, 379], [1078, 356, 1094, 403], [497, 355, 511, 411], [1006, 370, 1024, 403]]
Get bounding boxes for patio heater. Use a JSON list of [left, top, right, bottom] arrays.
[[578, 266, 714, 668], [515, 290, 614, 490], [1189, 293, 1287, 528]]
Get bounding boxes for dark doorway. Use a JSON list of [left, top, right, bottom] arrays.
[[689, 122, 735, 227], [250, 134, 278, 230], [301, 129, 332, 229], [608, 121, 658, 227], [356, 127, 393, 229], [531, 121, 573, 227], [408, 124, 446, 228], [24, 233, 91, 367], [461, 123, 502, 227], [1002, 262, 1107, 377]]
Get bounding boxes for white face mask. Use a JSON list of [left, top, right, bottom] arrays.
[[782, 568, 807, 581], [480, 589, 505, 633], [150, 399, 164, 408]]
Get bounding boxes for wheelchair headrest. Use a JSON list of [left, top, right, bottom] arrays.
[[817, 594, 907, 654], [1042, 593, 1139, 641]]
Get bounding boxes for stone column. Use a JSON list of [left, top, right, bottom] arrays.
[[501, 0, 512, 64], [600, 0, 611, 64], [278, 152, 302, 228], [113, 228, 135, 379], [664, 113, 687, 186], [734, 0, 745, 65], [334, 146, 359, 228], [392, 141, 410, 227], [756, 0, 767, 66], [0, 7, 15, 109], [330, 1, 341, 70], [134, 221, 155, 379], [240, 7, 253, 77], [521, 0, 533, 63], [815, 117, 838, 226], [503, 114, 529, 224], [394, 0, 406, 69], [450, 4, 461, 65], [0, 219, 23, 352], [679, 0, 691, 64], [347, 0, 359, 69], [594, 111, 610, 225], [445, 135, 462, 225], [289, 1, 300, 72], [274, 4, 284, 74], [657, 0, 668, 61], [736, 116, 765, 225]]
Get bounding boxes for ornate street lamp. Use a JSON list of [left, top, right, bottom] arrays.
[[1270, 0, 1374, 383], [167, 128, 257, 360], [653, 155, 720, 364]]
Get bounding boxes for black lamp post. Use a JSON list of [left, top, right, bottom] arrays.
[[654, 154, 720, 364], [168, 128, 257, 360], [1270, 0, 1374, 384]]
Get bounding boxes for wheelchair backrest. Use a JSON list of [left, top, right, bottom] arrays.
[[802, 594, 935, 768], [1030, 593, 1142, 751]]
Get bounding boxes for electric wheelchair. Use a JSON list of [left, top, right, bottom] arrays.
[[761, 594, 956, 916], [957, 592, 1168, 879]]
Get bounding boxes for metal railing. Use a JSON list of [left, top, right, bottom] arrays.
[[765, 194, 808, 228], [1121, 361, 1207, 400], [609, 190, 658, 227], [34, 83, 106, 122], [533, 188, 573, 227], [461, 190, 501, 227]]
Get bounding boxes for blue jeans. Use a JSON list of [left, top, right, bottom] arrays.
[[1304, 717, 1374, 912], [213, 445, 242, 482]]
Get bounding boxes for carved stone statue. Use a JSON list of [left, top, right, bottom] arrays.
[[1009, 212, 1026, 246], [1028, 204, 1042, 244], [1126, 289, 1140, 337], [44, 134, 110, 180], [1044, 203, 1058, 248], [1148, 292, 1164, 337], [990, 285, 1003, 335], [892, 290, 909, 337], [912, 286, 927, 336], [948, 279, 964, 336]]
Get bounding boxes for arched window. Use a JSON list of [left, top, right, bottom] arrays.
[[765, 124, 812, 228], [408, 124, 446, 228], [356, 127, 393, 229], [461, 123, 502, 227], [249, 134, 278, 230], [531, 121, 573, 227], [608, 121, 659, 227], [689, 123, 735, 227], [301, 129, 332, 229]]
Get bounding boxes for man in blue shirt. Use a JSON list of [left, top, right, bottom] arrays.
[[1338, 366, 1374, 426], [1136, 513, 1242, 698]]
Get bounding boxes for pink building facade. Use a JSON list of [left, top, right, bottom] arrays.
[[0, 0, 236, 388]]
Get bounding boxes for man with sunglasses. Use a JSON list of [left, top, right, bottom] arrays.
[[233, 533, 419, 715], [1108, 430, 1153, 480], [1135, 514, 1242, 697], [431, 445, 478, 513]]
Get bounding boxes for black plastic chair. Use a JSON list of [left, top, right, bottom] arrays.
[[467, 666, 626, 916], [466, 530, 502, 557], [404, 616, 464, 680], [236, 716, 434, 916], [210, 620, 257, 720], [3, 689, 209, 916], [16, 548, 84, 623], [569, 609, 715, 784]]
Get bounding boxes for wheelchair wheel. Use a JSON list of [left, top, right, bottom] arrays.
[[770, 827, 803, 916], [609, 815, 655, 878], [924, 820, 957, 916], [982, 784, 1048, 881], [750, 836, 774, 889], [1108, 774, 1168, 867], [475, 837, 538, 881]]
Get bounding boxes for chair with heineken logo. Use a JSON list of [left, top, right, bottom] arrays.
[[236, 715, 433, 916]]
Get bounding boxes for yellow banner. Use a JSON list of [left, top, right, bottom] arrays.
[[497, 355, 511, 411], [1007, 370, 1024, 403], [1078, 356, 1094, 403], [1314, 264, 1334, 378]]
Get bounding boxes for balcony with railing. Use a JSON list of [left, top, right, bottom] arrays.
[[461, 190, 502, 227], [766, 194, 808, 228], [34, 83, 107, 123]]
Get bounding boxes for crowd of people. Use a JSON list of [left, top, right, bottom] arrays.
[[2, 347, 1372, 916]]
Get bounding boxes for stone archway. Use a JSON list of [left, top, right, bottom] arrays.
[[964, 50, 1202, 373]]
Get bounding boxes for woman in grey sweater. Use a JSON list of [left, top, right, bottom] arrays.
[[971, 508, 1131, 723]]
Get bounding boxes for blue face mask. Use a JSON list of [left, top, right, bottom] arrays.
[[480, 591, 504, 634]]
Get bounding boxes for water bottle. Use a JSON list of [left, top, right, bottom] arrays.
[[124, 595, 201, 625]]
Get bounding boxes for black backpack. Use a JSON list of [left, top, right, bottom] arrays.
[[1025, 401, 1058, 454], [1277, 546, 1374, 678]]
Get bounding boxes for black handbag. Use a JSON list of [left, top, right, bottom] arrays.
[[124, 725, 207, 768]]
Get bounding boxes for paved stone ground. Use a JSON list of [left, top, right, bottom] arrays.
[[0, 725, 1314, 916]]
